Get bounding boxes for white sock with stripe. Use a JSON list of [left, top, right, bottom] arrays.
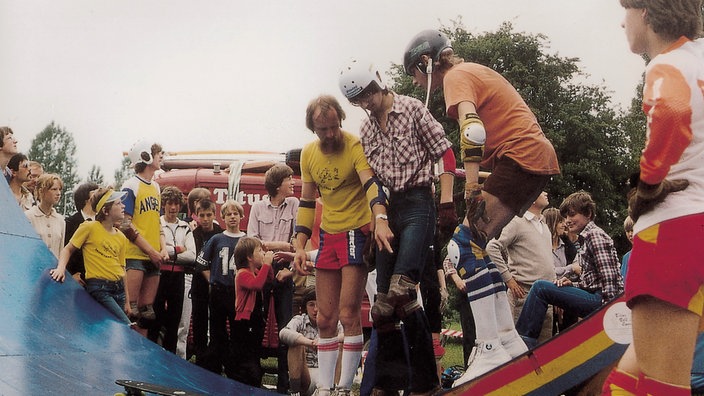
[[316, 336, 339, 390], [337, 334, 364, 389]]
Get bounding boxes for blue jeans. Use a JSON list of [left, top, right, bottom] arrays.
[[516, 280, 602, 341], [85, 278, 131, 324], [375, 186, 437, 393], [376, 187, 436, 291]]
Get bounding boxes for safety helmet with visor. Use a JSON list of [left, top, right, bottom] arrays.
[[339, 59, 386, 105], [128, 140, 154, 166], [403, 29, 452, 76]]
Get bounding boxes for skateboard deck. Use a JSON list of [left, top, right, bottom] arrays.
[[442, 294, 632, 395], [115, 379, 204, 396]]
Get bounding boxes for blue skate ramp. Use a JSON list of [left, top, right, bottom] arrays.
[[0, 182, 270, 395]]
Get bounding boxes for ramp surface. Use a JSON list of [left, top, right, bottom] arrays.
[[0, 182, 270, 395]]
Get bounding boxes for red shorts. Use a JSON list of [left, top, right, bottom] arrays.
[[625, 213, 704, 315], [315, 225, 369, 270]]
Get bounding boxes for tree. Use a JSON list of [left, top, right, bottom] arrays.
[[390, 21, 642, 254], [113, 156, 133, 190], [87, 165, 105, 185], [27, 121, 80, 215]]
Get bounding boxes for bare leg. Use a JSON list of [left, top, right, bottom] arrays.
[[478, 191, 520, 241], [315, 268, 342, 338], [630, 297, 699, 386], [338, 264, 367, 336]]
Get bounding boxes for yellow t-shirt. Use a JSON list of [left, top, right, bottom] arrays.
[[300, 131, 372, 233], [70, 221, 128, 281], [122, 176, 161, 260]]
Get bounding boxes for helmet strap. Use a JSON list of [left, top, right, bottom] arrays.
[[424, 58, 433, 108]]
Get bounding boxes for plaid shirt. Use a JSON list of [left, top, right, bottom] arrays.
[[574, 221, 623, 302], [279, 314, 343, 368], [360, 94, 451, 192]]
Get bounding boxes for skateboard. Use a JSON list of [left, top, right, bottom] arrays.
[[115, 379, 204, 396], [442, 294, 632, 395]]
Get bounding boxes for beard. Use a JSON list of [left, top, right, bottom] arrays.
[[319, 134, 344, 154]]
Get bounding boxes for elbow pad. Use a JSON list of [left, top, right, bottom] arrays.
[[436, 148, 456, 175], [460, 113, 486, 163], [120, 223, 140, 242], [294, 199, 316, 238], [364, 176, 388, 210]]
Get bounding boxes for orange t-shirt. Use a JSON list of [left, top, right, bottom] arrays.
[[443, 62, 559, 175]]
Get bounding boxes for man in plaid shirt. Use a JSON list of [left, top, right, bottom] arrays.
[[516, 190, 623, 348]]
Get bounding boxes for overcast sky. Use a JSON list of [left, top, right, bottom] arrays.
[[0, 0, 645, 183]]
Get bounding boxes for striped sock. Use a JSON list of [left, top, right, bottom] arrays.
[[601, 369, 637, 395], [638, 372, 690, 396], [316, 336, 339, 389], [337, 334, 364, 389]]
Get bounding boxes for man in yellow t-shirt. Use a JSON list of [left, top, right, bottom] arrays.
[[291, 95, 392, 396]]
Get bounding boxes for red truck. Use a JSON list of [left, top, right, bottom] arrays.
[[153, 150, 373, 331]]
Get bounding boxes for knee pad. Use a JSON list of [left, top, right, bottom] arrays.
[[137, 315, 158, 329], [137, 304, 157, 328], [140, 304, 156, 320], [387, 274, 421, 318], [371, 293, 396, 333]]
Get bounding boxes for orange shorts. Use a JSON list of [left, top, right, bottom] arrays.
[[315, 225, 369, 270], [625, 213, 704, 315]]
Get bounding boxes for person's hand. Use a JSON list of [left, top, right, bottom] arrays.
[[374, 217, 394, 254], [570, 263, 582, 276], [451, 274, 467, 293], [72, 272, 86, 287], [149, 249, 165, 266], [293, 249, 313, 276], [506, 278, 526, 299], [274, 251, 295, 263], [263, 250, 274, 266], [628, 179, 689, 221], [276, 267, 294, 282], [307, 337, 318, 349], [437, 202, 458, 237], [439, 287, 450, 312], [555, 277, 572, 287], [49, 268, 66, 283]]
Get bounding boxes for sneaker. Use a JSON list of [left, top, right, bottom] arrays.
[[500, 330, 529, 358], [333, 388, 351, 396], [453, 339, 511, 386], [314, 388, 333, 396]]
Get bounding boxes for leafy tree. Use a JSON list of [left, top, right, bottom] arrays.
[[27, 121, 80, 215], [391, 21, 643, 254], [87, 165, 105, 185], [113, 156, 133, 190]]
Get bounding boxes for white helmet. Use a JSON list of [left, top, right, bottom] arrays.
[[338, 59, 386, 100], [128, 140, 154, 166], [446, 239, 461, 267]]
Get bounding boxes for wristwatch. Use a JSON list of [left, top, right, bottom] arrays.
[[375, 214, 388, 221]]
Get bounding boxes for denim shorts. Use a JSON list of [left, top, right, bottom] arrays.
[[126, 259, 160, 277]]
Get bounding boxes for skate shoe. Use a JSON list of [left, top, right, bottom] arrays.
[[453, 339, 511, 386]]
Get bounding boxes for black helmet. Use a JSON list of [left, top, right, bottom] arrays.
[[403, 29, 452, 76]]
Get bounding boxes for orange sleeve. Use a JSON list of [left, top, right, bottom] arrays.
[[640, 63, 694, 184]]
